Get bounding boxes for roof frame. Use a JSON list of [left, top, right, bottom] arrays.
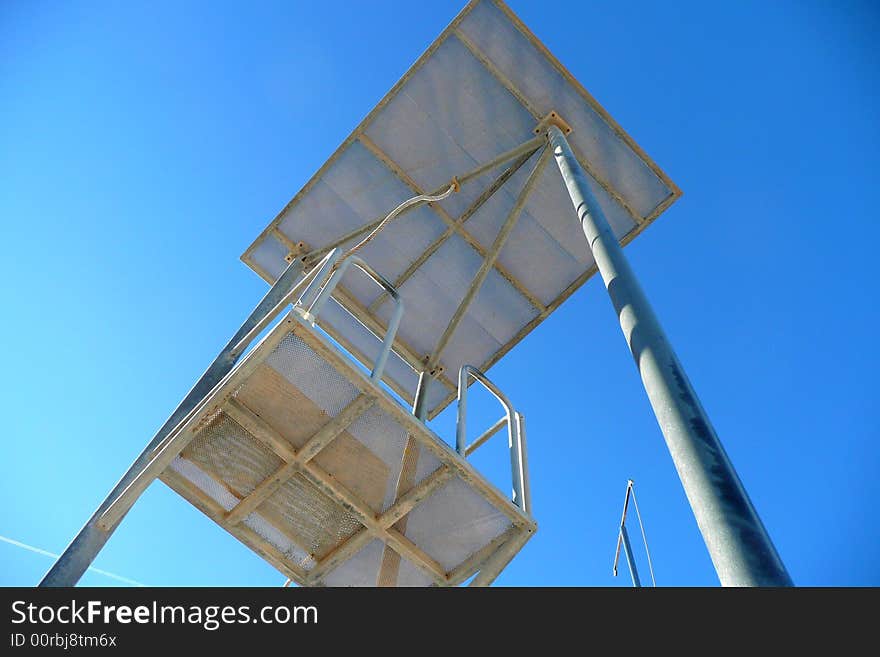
[[357, 133, 547, 312], [299, 134, 546, 268], [452, 28, 644, 224], [241, 0, 682, 419], [365, 145, 540, 315], [427, 145, 552, 369]]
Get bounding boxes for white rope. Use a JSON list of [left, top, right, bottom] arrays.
[[338, 179, 459, 264], [629, 484, 657, 586]]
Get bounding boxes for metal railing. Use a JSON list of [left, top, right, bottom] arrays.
[[233, 252, 533, 520], [230, 247, 404, 384], [293, 248, 404, 383], [456, 365, 531, 515], [612, 479, 656, 587]]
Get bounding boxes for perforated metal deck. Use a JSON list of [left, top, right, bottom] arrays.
[[157, 312, 535, 586]]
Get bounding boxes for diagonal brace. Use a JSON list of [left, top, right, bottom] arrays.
[[359, 133, 545, 311], [367, 147, 540, 316], [301, 135, 545, 265], [427, 145, 551, 369], [229, 397, 450, 585], [222, 394, 375, 526], [307, 465, 455, 585]]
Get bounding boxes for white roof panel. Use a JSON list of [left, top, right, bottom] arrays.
[[242, 0, 681, 417]]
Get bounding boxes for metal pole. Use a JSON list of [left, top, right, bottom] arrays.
[[512, 411, 531, 517], [40, 257, 306, 587], [547, 125, 792, 587], [620, 526, 642, 587], [308, 254, 404, 383], [455, 366, 529, 514], [412, 371, 430, 422]]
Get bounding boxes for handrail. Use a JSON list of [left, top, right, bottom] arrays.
[[456, 365, 531, 515], [228, 250, 336, 360], [294, 248, 405, 383], [464, 415, 507, 457]]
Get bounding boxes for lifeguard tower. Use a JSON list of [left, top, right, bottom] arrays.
[[41, 0, 791, 587]]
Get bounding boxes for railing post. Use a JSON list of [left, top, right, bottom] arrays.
[[511, 411, 530, 516], [305, 253, 404, 384], [456, 366, 530, 515]]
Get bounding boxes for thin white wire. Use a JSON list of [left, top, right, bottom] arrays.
[[339, 182, 457, 263], [0, 533, 146, 587], [628, 486, 657, 587]]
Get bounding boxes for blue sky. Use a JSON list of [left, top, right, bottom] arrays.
[[1, 0, 878, 587]]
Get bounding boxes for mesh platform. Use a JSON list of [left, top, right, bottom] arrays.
[[158, 312, 535, 586]]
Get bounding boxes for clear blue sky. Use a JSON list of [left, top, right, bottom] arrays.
[[2, 0, 878, 587]]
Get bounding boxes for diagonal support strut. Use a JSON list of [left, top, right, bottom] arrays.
[[427, 145, 551, 370]]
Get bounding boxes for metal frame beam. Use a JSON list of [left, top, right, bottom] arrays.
[[308, 465, 455, 586], [427, 146, 551, 369], [241, 0, 684, 424], [39, 257, 308, 587], [376, 435, 420, 586], [299, 135, 545, 267], [94, 323, 298, 532], [299, 315, 535, 533], [226, 399, 450, 586], [358, 133, 546, 311], [160, 468, 311, 584], [446, 526, 518, 586], [279, 139, 548, 410], [468, 529, 531, 587], [295, 463, 448, 585], [453, 27, 643, 226], [366, 147, 540, 315], [50, 285, 535, 588], [222, 395, 375, 526]]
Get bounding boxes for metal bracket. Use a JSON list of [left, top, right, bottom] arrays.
[[422, 361, 445, 378], [284, 240, 309, 264], [533, 110, 572, 137]]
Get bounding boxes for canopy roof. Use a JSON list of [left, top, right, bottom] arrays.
[[242, 0, 680, 417]]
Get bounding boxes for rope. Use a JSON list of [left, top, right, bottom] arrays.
[[629, 484, 657, 586], [337, 178, 459, 265]]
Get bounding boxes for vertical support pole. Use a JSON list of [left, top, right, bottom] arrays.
[[504, 408, 524, 513], [40, 258, 306, 587], [412, 371, 431, 422], [455, 367, 469, 456], [370, 293, 403, 383], [512, 411, 531, 516], [620, 526, 642, 587], [548, 125, 791, 587]]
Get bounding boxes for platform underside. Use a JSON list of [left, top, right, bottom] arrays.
[[242, 0, 681, 419], [158, 313, 535, 586]]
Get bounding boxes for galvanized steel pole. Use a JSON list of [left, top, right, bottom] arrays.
[[620, 526, 642, 587], [40, 258, 306, 587], [547, 125, 792, 586]]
